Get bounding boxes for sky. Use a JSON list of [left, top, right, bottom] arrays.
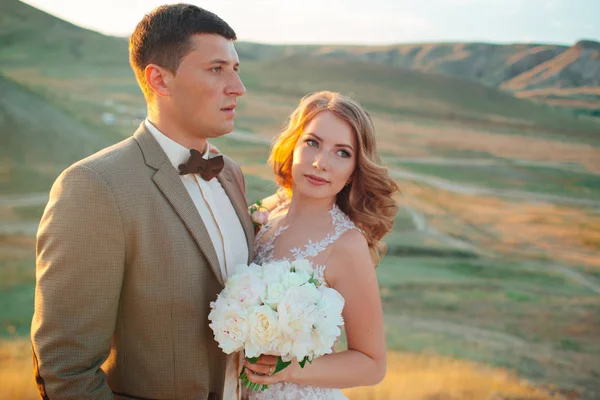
[[23, 0, 600, 46]]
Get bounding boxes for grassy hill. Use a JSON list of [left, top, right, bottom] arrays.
[[237, 56, 600, 140], [2, 1, 600, 398], [0, 0, 126, 67], [0, 73, 114, 194], [234, 40, 600, 118]]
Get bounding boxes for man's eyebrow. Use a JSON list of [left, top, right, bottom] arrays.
[[207, 59, 240, 67]]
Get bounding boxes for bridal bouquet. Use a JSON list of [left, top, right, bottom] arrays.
[[208, 259, 345, 391]]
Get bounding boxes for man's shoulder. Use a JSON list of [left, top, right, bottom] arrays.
[[76, 136, 140, 168], [67, 135, 146, 174], [57, 136, 146, 187]]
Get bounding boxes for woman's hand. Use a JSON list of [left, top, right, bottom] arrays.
[[242, 355, 300, 386]]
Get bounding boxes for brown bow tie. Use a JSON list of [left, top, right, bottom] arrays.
[[178, 149, 224, 181]]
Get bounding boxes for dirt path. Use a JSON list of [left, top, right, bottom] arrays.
[[388, 315, 579, 370], [229, 130, 600, 208], [0, 221, 39, 236], [401, 205, 484, 255], [0, 193, 48, 207], [384, 156, 593, 173]]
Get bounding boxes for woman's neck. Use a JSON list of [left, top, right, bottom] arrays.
[[285, 191, 336, 225]]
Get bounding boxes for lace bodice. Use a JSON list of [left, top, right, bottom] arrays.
[[244, 204, 356, 400], [245, 381, 347, 400], [253, 203, 359, 287]]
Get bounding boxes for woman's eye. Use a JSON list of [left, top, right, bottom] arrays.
[[306, 139, 318, 148], [337, 150, 351, 158]]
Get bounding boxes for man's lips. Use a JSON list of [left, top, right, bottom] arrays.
[[220, 104, 236, 111]]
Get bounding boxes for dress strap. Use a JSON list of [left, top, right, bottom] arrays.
[[288, 204, 359, 261]]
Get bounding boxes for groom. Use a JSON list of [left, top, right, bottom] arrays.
[[31, 4, 260, 399]]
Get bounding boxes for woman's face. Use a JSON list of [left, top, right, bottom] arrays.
[[291, 111, 357, 201]]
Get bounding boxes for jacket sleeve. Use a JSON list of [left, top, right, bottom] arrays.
[[31, 164, 125, 399]]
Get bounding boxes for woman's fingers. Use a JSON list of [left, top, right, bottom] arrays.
[[244, 367, 278, 385], [257, 354, 279, 365], [244, 360, 272, 376]]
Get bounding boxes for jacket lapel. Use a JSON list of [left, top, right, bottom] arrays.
[[217, 168, 255, 264], [134, 124, 225, 286]]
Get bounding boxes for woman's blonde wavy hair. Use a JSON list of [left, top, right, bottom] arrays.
[[269, 91, 399, 265]]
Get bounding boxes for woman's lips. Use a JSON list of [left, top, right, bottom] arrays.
[[305, 174, 329, 186]]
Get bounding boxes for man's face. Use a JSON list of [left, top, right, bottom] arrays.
[[167, 34, 246, 139]]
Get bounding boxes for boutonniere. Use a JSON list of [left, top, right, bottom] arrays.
[[249, 200, 269, 229]]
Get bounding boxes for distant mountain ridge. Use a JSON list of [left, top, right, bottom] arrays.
[[234, 40, 600, 114], [2, 0, 598, 115], [1, 0, 599, 193]]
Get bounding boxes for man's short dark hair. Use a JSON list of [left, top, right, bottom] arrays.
[[129, 3, 236, 99]]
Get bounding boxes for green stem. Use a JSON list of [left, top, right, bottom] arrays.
[[239, 367, 269, 391]]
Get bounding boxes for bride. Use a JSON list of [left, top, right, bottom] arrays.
[[239, 91, 399, 399]]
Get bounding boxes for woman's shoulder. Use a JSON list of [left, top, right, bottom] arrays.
[[324, 228, 372, 285], [333, 228, 369, 257]]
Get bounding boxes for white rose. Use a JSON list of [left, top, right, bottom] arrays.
[[276, 334, 293, 360], [303, 283, 322, 303], [290, 331, 314, 361], [315, 286, 345, 330], [317, 286, 345, 325], [291, 259, 313, 275], [311, 326, 339, 358], [208, 297, 249, 354], [222, 273, 266, 307], [274, 332, 312, 362], [246, 305, 280, 357], [230, 263, 263, 278], [261, 282, 286, 310], [287, 269, 311, 287], [277, 285, 319, 337], [262, 260, 292, 285]]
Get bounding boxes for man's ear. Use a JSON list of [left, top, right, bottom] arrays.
[[145, 64, 173, 97]]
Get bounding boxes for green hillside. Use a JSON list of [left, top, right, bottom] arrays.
[[2, 1, 600, 398], [239, 56, 600, 140], [0, 73, 113, 194], [0, 0, 127, 67]]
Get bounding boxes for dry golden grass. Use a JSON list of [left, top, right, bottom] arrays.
[[236, 91, 297, 135], [342, 353, 560, 400], [506, 46, 557, 66], [373, 115, 600, 173], [236, 91, 600, 173], [0, 339, 38, 400], [515, 87, 600, 98], [241, 164, 274, 181], [501, 47, 582, 91], [0, 340, 560, 400], [399, 181, 600, 268], [0, 234, 35, 262], [535, 99, 599, 109]]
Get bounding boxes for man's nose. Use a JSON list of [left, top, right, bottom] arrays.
[[227, 72, 246, 97]]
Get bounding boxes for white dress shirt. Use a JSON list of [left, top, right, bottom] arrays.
[[145, 119, 248, 279]]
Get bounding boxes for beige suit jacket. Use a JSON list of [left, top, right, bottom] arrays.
[[31, 124, 254, 400]]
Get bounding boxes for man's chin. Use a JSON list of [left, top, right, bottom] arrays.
[[209, 122, 235, 138]]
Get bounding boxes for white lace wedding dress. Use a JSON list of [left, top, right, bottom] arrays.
[[243, 203, 358, 400]]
